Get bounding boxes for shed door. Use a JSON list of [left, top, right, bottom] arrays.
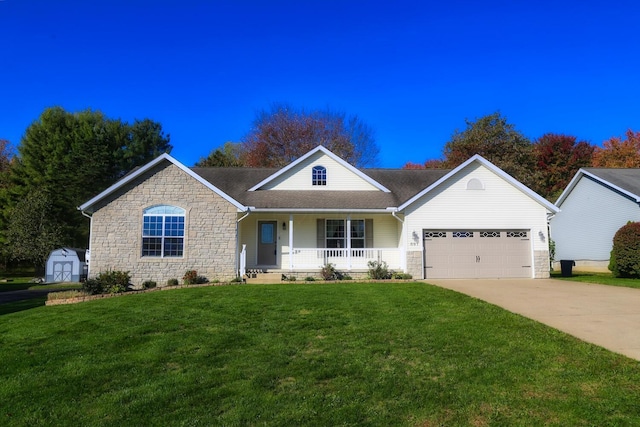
[[423, 230, 531, 279], [53, 262, 73, 282]]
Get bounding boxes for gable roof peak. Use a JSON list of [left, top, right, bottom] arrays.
[[247, 144, 390, 193], [398, 154, 558, 213], [556, 167, 640, 205], [79, 153, 247, 213]]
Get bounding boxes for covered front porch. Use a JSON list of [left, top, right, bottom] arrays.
[[237, 212, 405, 276]]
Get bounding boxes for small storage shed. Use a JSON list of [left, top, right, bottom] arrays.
[[45, 248, 88, 283]]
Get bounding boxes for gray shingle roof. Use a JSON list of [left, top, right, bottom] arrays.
[[191, 167, 451, 209], [582, 168, 640, 199]]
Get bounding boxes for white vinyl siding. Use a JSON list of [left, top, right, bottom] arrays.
[[550, 176, 640, 261], [259, 151, 380, 191], [372, 214, 400, 248], [403, 163, 551, 278], [405, 163, 549, 252]]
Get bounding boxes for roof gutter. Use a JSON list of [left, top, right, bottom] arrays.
[[248, 208, 392, 213], [389, 208, 404, 223]]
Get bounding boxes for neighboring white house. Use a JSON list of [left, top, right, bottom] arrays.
[[550, 168, 640, 272], [78, 146, 558, 286]]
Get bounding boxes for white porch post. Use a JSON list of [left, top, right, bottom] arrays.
[[346, 214, 352, 270], [289, 214, 294, 271]]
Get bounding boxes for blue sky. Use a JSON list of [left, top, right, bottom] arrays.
[[2, 0, 639, 168]]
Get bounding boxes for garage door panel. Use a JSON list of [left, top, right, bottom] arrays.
[[424, 230, 531, 279], [423, 231, 453, 278]]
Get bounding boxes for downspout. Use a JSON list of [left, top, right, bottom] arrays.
[[80, 210, 93, 278], [390, 208, 406, 274], [391, 209, 404, 223], [236, 208, 251, 277]]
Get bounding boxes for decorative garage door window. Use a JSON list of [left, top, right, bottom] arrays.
[[480, 231, 501, 238], [424, 231, 446, 238], [452, 231, 474, 238], [142, 205, 185, 257], [507, 231, 528, 238]]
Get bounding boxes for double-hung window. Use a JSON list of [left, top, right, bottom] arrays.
[[325, 219, 366, 249], [142, 205, 185, 257], [350, 220, 365, 249], [326, 219, 345, 248]]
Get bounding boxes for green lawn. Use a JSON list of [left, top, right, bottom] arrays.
[[551, 271, 640, 289], [1, 283, 639, 426]]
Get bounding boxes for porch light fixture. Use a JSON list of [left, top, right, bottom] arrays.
[[282, 222, 286, 231]]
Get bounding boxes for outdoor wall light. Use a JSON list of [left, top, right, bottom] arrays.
[[282, 222, 286, 231]]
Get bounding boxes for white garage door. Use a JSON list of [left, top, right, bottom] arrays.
[[423, 230, 532, 279]]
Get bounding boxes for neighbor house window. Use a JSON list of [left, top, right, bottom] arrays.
[[312, 165, 327, 186], [142, 205, 185, 257]]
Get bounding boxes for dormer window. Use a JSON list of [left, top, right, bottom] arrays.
[[312, 165, 327, 186]]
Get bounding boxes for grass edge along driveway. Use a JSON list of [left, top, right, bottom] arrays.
[[1, 282, 639, 426]]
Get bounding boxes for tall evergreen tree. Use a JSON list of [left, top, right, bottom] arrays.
[[5, 107, 171, 250]]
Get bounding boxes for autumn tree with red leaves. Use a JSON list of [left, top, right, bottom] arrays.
[[531, 133, 594, 200], [592, 130, 640, 168], [402, 159, 445, 169], [241, 104, 379, 168]]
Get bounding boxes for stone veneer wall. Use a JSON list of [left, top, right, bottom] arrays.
[[406, 251, 423, 280], [89, 162, 238, 287], [533, 250, 550, 279]]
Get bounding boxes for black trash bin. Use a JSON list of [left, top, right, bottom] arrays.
[[560, 260, 575, 277]]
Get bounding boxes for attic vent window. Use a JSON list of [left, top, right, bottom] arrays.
[[312, 165, 327, 186], [467, 178, 484, 190]]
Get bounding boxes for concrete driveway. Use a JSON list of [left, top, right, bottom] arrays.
[[426, 278, 640, 361], [0, 289, 52, 304]]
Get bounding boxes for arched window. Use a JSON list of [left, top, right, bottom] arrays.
[[312, 165, 327, 186], [142, 205, 185, 257]]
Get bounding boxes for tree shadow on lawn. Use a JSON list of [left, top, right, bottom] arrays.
[[0, 296, 47, 316]]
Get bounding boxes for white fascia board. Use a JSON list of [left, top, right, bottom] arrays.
[[247, 145, 391, 193], [557, 169, 640, 206], [398, 154, 560, 213], [249, 208, 392, 214], [554, 169, 585, 207], [78, 153, 247, 212]]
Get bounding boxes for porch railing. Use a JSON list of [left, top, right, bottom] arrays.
[[290, 248, 403, 270], [239, 244, 246, 277]]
